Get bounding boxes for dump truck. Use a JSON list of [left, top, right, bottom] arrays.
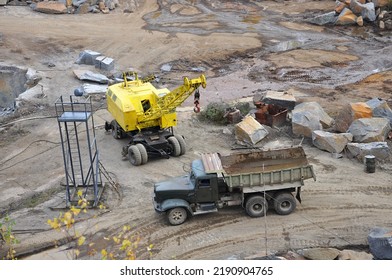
[[105, 72, 206, 166], [153, 146, 316, 225]]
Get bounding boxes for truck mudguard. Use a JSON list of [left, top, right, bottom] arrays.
[[161, 199, 193, 214]]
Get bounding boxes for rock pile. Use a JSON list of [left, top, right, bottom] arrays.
[[1, 0, 141, 14], [291, 97, 392, 164], [308, 0, 392, 30]]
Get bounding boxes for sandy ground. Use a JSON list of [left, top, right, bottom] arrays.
[[1, 0, 392, 260]]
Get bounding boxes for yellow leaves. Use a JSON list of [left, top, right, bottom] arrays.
[[63, 212, 74, 229], [47, 218, 61, 231], [70, 206, 81, 216], [120, 239, 132, 251], [77, 236, 86, 246], [101, 249, 108, 260]]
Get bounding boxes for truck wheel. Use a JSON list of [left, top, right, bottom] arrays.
[[128, 145, 142, 166], [111, 120, 122, 139], [245, 196, 268, 217], [174, 135, 186, 155], [168, 136, 181, 157], [167, 207, 187, 226], [273, 192, 296, 215], [136, 143, 148, 165]]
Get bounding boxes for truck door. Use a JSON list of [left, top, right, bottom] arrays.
[[195, 178, 218, 203]]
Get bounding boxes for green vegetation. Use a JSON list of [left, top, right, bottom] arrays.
[[0, 215, 19, 260], [199, 101, 252, 124]]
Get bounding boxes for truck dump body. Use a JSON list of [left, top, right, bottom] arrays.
[[201, 146, 315, 190]]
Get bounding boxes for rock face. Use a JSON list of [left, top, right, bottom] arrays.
[[347, 117, 390, 142], [368, 227, 392, 260], [31, 1, 68, 14], [292, 102, 333, 137], [312, 130, 353, 153], [335, 102, 372, 133], [234, 115, 269, 146], [346, 142, 390, 161]]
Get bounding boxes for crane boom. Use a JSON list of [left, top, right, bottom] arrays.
[[138, 74, 206, 123]]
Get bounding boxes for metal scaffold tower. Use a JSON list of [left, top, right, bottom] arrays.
[[55, 95, 103, 207]]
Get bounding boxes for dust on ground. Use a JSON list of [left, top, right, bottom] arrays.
[[1, 0, 392, 260]]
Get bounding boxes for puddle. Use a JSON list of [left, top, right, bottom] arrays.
[[0, 65, 27, 115]]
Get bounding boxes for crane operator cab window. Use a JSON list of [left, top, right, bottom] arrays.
[[141, 99, 151, 112]]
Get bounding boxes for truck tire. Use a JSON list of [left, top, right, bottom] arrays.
[[128, 145, 142, 166], [174, 135, 186, 155], [111, 120, 123, 139], [168, 136, 181, 157], [167, 207, 187, 226], [136, 143, 148, 165], [245, 196, 268, 217], [273, 192, 296, 215]]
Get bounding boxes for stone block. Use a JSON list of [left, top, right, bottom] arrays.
[[234, 115, 269, 145]]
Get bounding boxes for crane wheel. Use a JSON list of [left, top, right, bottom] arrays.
[[136, 143, 148, 165], [128, 145, 142, 166], [174, 135, 186, 156], [168, 136, 181, 157]]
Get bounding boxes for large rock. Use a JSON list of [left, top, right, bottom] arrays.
[[367, 98, 392, 125], [312, 130, 353, 153], [350, 1, 377, 21], [307, 11, 338, 25], [95, 56, 115, 71], [234, 115, 269, 146], [0, 0, 8, 6], [346, 142, 390, 161], [335, 102, 372, 132], [299, 248, 340, 260], [31, 1, 68, 14], [76, 50, 101, 65], [371, 0, 390, 8], [336, 8, 358, 25], [82, 83, 108, 95], [368, 227, 392, 260], [347, 117, 390, 142], [292, 102, 333, 137], [73, 69, 109, 84], [338, 249, 373, 260], [25, 68, 42, 88]]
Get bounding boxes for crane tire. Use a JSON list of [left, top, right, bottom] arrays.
[[273, 192, 296, 215], [128, 145, 142, 166], [136, 143, 148, 165], [245, 195, 268, 217], [168, 136, 181, 157], [174, 135, 186, 156]]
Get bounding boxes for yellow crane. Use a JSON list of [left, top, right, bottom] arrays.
[[105, 72, 206, 166]]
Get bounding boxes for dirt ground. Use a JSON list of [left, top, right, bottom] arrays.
[[1, 0, 392, 260]]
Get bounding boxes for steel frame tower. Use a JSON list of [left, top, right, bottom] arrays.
[[55, 95, 103, 207]]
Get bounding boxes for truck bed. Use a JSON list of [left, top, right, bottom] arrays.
[[201, 146, 315, 190]]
